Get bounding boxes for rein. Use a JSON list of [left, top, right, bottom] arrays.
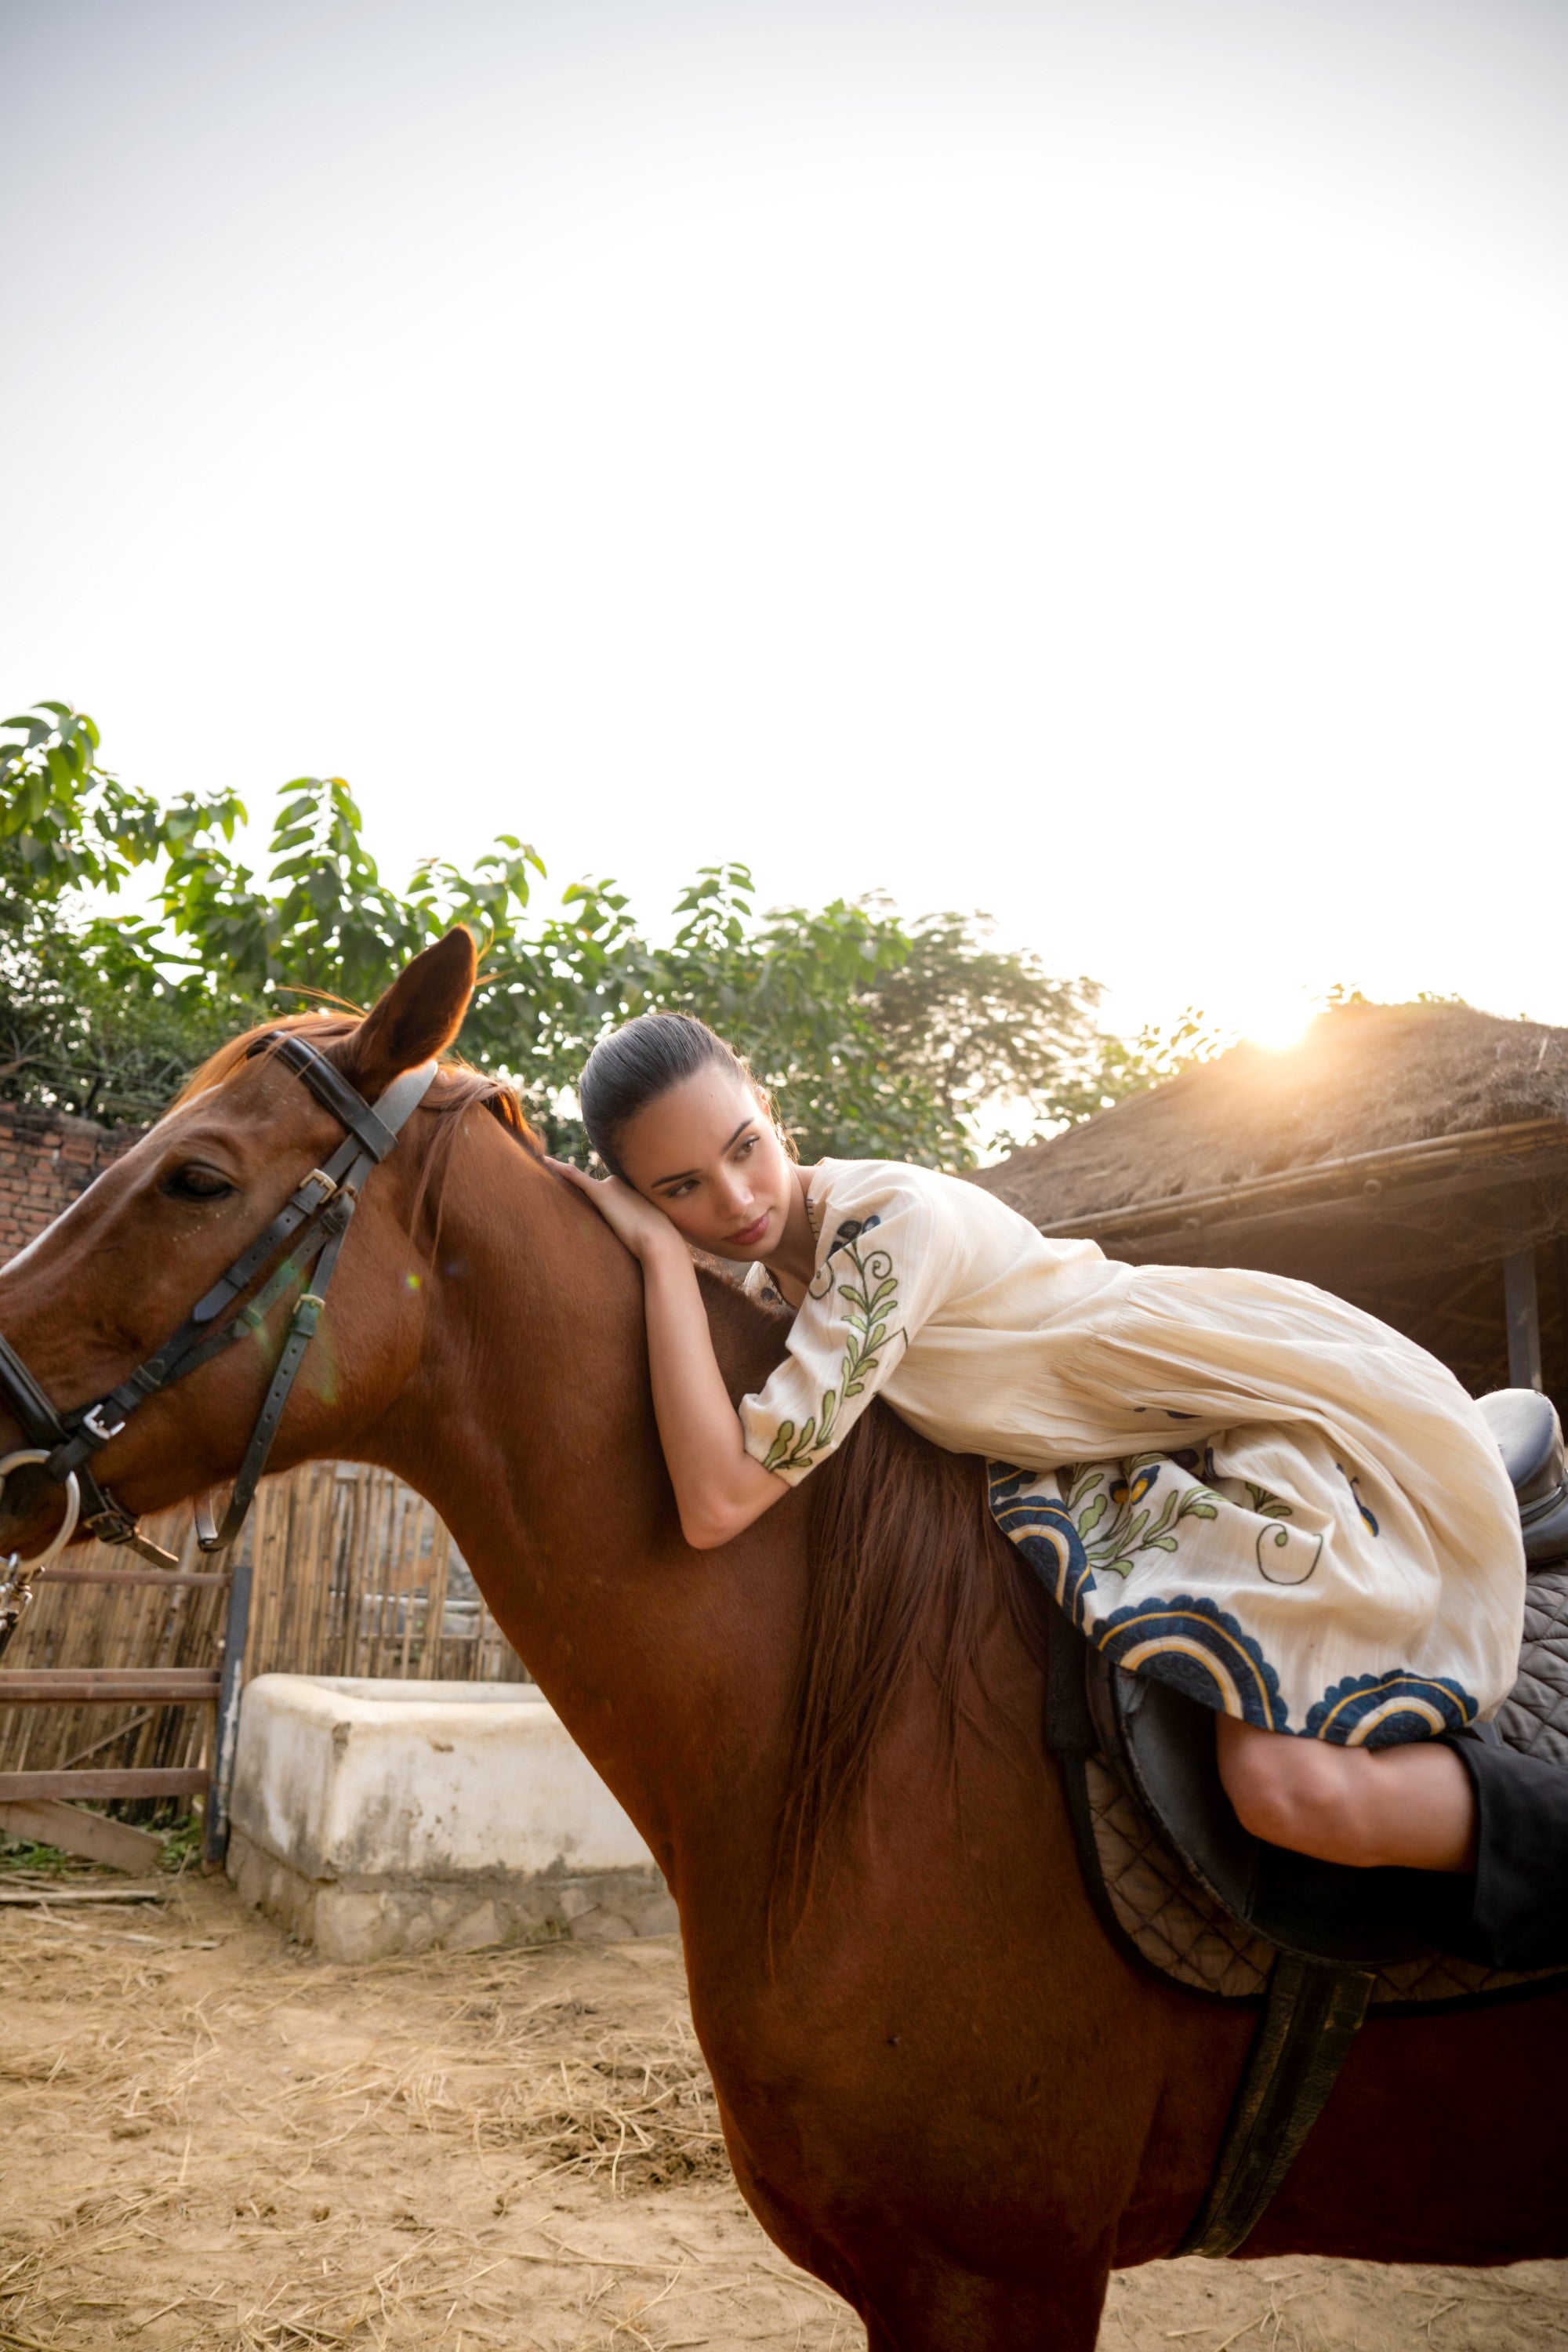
[[0, 1034, 437, 1653]]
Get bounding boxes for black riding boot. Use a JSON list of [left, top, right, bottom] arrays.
[[1444, 1724, 1568, 1970]]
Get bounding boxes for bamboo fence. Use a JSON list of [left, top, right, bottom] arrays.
[[0, 1462, 525, 1814]]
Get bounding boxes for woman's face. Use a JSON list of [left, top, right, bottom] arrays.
[[614, 1068, 798, 1261]]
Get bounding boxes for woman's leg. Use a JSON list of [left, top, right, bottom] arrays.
[[1214, 1716, 1478, 1871]]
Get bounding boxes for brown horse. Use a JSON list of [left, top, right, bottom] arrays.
[[1, 931, 1563, 2350]]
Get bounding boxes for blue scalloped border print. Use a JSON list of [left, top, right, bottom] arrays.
[[987, 1464, 1098, 1623], [1305, 1671, 1476, 1747], [987, 1463, 1480, 1744], [1094, 1594, 1292, 1730]]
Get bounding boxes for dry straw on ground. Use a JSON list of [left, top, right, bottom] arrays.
[[1, 1871, 1563, 2351]]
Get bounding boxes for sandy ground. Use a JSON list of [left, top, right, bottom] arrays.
[[0, 1870, 1563, 2352]]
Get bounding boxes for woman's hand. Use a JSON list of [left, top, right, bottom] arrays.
[[546, 1158, 681, 1263]]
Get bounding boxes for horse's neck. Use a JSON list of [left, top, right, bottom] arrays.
[[372, 1118, 803, 1865]]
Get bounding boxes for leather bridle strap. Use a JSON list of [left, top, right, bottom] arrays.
[[0, 1331, 70, 1457], [0, 1038, 437, 1569], [46, 1036, 423, 1465], [188, 1053, 436, 1554]]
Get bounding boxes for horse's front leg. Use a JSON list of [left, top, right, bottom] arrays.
[[728, 2133, 1112, 2352], [856, 2241, 1113, 2352]]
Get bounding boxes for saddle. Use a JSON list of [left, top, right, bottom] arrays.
[[1047, 1388, 1568, 2256], [1486, 1386, 1568, 1573]]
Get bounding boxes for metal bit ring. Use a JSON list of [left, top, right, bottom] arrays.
[[0, 1449, 83, 1572]]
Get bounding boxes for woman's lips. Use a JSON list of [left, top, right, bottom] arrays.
[[730, 1211, 771, 1247]]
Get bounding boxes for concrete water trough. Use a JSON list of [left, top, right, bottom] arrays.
[[226, 1675, 676, 1962]]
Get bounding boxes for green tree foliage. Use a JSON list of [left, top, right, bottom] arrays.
[[0, 701, 245, 897], [0, 704, 257, 1120], [0, 701, 1145, 1162]]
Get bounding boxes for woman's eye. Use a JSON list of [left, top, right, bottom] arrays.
[[734, 1134, 757, 1160], [164, 1165, 235, 1202]]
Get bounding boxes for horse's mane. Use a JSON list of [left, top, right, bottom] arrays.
[[786, 1403, 1049, 1904], [697, 1273, 1050, 1918]]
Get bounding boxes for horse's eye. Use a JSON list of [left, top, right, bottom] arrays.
[[163, 1164, 235, 1202]]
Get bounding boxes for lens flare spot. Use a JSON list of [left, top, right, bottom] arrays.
[[405, 1272, 422, 1291]]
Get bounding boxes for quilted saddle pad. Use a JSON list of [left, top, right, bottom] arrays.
[[1082, 1563, 1568, 2010]]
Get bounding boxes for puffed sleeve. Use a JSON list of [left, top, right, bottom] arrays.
[[739, 1170, 959, 1485]]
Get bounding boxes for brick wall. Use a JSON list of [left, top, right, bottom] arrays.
[[0, 1103, 141, 1262]]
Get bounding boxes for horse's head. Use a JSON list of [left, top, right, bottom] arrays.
[[0, 928, 480, 1563]]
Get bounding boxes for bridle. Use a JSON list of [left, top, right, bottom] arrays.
[[0, 1033, 437, 1654]]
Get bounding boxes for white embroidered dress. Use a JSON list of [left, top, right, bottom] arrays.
[[738, 1158, 1525, 1747]]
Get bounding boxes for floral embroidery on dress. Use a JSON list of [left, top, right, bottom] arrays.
[[1242, 1483, 1294, 1521], [761, 1224, 902, 1475], [1232, 1479, 1324, 1584], [827, 1214, 881, 1254], [1054, 1456, 1221, 1579], [1255, 1521, 1323, 1584], [988, 1456, 1479, 1741]]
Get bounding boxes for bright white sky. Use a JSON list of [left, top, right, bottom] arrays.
[[4, 0, 1568, 1050]]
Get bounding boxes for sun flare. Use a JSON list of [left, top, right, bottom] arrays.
[[1231, 991, 1319, 1054]]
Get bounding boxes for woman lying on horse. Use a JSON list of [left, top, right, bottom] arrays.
[[554, 1010, 1568, 1967]]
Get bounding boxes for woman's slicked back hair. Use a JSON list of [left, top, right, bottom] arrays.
[[579, 1011, 754, 1179]]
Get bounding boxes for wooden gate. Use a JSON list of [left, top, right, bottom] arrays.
[[0, 1462, 524, 1849]]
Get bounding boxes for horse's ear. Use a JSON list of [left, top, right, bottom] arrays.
[[350, 927, 477, 1092]]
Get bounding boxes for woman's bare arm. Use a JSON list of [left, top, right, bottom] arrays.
[[639, 1230, 791, 1547], [550, 1160, 789, 1549]]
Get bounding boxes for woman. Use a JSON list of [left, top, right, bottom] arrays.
[[552, 1011, 1567, 1967]]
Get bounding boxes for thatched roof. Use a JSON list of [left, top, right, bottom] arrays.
[[972, 1000, 1568, 1413], [973, 1000, 1568, 1232]]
